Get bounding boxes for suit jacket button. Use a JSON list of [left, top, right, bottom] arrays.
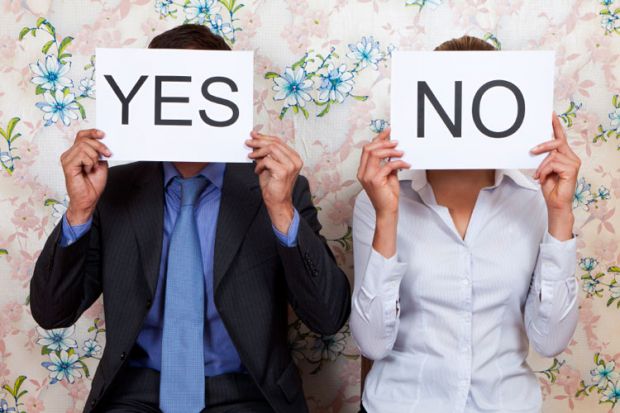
[[91, 399, 97, 407], [146, 299, 152, 309], [120, 352, 126, 360]]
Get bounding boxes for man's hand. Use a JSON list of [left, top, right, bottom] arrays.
[[61, 129, 111, 225], [356, 129, 410, 258], [531, 115, 581, 241], [246, 131, 303, 234]]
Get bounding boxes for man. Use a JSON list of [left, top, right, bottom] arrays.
[[30, 24, 351, 413]]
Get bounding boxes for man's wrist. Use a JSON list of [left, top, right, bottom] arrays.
[[66, 205, 94, 226], [547, 207, 574, 242], [265, 200, 295, 234]]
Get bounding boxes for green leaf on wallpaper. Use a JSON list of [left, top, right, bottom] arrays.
[[78, 359, 90, 377], [44, 198, 59, 206], [264, 72, 279, 79], [607, 297, 617, 307], [317, 102, 331, 117], [609, 266, 620, 273], [58, 36, 73, 55], [300, 106, 309, 119], [41, 39, 54, 54], [75, 101, 86, 119], [18, 27, 30, 41], [351, 95, 368, 101], [35, 17, 46, 28], [613, 94, 620, 108], [40, 346, 52, 355], [35, 85, 46, 95], [0, 249, 7, 255], [6, 117, 20, 137]]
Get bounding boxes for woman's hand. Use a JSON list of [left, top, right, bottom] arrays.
[[531, 115, 581, 241], [357, 129, 411, 257]]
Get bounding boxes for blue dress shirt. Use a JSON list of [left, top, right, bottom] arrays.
[[60, 162, 300, 376]]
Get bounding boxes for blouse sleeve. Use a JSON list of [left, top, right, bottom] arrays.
[[524, 232, 579, 357], [350, 192, 408, 361]]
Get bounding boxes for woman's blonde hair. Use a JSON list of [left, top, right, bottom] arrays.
[[434, 35, 496, 51]]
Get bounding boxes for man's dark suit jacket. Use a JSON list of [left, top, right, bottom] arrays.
[[30, 162, 351, 413]]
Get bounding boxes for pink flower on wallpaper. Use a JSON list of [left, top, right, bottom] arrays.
[[611, 177, 620, 198], [579, 298, 602, 352], [302, 10, 330, 39], [0, 34, 18, 60], [0, 361, 10, 378], [63, 379, 89, 401], [17, 140, 40, 166], [553, 363, 581, 409], [327, 198, 355, 226], [592, 237, 619, 264], [7, 250, 37, 282], [287, 0, 310, 16], [12, 203, 40, 231], [3, 301, 24, 323], [23, 395, 45, 413], [282, 23, 311, 55]]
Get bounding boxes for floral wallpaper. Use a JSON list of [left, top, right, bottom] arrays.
[[0, 0, 619, 412]]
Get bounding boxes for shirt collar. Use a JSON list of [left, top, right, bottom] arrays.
[[399, 169, 538, 192], [163, 162, 226, 189]]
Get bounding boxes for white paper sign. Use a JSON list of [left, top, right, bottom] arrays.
[[96, 48, 253, 162], [391, 51, 555, 169]]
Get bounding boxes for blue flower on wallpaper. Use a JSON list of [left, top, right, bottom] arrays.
[[42, 350, 82, 384], [599, 186, 611, 200], [36, 326, 78, 352], [318, 65, 354, 104], [348, 36, 384, 70], [82, 339, 102, 357], [0, 399, 15, 413], [209, 13, 233, 40], [155, 0, 243, 44], [594, 95, 620, 148], [185, 0, 219, 25], [610, 107, 620, 133], [600, 0, 620, 34], [29, 56, 72, 91], [583, 277, 601, 295], [155, 0, 175, 17], [602, 381, 620, 405], [272, 68, 314, 108], [574, 177, 595, 209], [370, 119, 389, 133], [20, 19, 92, 127], [78, 77, 95, 99], [591, 361, 619, 390], [35, 90, 80, 127], [580, 257, 599, 272], [267, 36, 393, 119]]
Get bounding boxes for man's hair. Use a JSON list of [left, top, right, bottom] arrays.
[[434, 35, 496, 51], [148, 24, 231, 51]]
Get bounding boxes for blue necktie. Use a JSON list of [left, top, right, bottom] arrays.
[[160, 176, 208, 413]]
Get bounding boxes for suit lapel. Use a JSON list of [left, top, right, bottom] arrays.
[[127, 162, 165, 297], [213, 163, 262, 292]]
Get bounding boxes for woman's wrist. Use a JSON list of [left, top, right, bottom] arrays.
[[547, 207, 574, 241], [373, 211, 398, 258]]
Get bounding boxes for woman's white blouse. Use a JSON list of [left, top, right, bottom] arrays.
[[351, 169, 578, 413]]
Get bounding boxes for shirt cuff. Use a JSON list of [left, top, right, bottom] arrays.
[[59, 214, 93, 247], [272, 208, 300, 247], [539, 231, 577, 282], [361, 249, 408, 299]]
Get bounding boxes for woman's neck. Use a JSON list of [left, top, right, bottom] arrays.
[[426, 170, 495, 195]]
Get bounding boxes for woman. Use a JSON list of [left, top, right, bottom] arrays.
[[350, 36, 580, 413]]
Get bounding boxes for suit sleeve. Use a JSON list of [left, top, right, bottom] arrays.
[[276, 176, 351, 336], [30, 208, 103, 329]]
